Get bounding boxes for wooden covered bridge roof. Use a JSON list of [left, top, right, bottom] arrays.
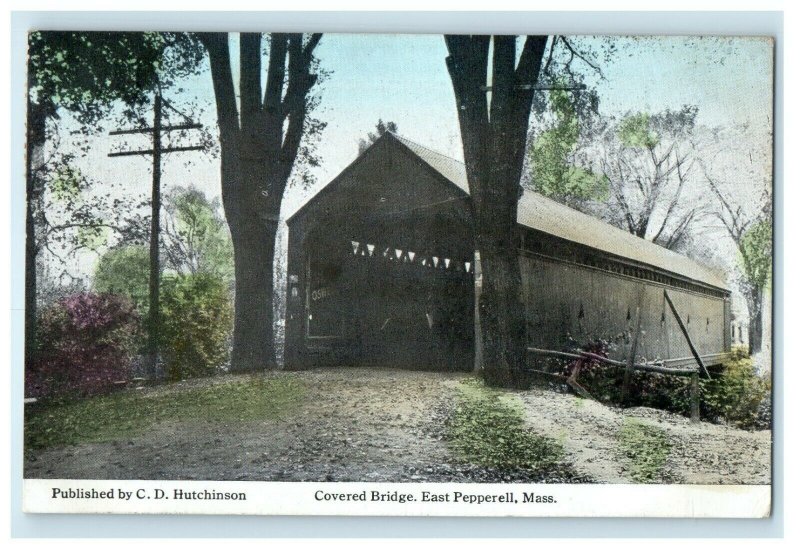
[[292, 132, 729, 291]]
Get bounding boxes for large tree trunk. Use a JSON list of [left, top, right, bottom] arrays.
[[25, 98, 49, 357], [445, 35, 547, 387], [218, 150, 281, 371], [472, 122, 530, 386], [747, 286, 763, 355], [474, 229, 528, 386], [229, 217, 278, 370], [199, 31, 322, 372]]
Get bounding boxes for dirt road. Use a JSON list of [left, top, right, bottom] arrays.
[[516, 387, 770, 484], [24, 368, 771, 484]]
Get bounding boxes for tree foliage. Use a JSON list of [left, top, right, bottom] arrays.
[[28, 31, 206, 261], [28, 31, 203, 125], [703, 132, 772, 354], [94, 245, 150, 315], [42, 162, 146, 253], [740, 219, 772, 291], [93, 187, 234, 316], [358, 119, 399, 155], [162, 186, 234, 283], [618, 112, 660, 149], [529, 87, 606, 204], [591, 106, 701, 249], [26, 31, 204, 354]]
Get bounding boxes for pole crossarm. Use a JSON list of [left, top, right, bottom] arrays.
[[109, 123, 203, 136], [480, 84, 587, 92], [108, 145, 205, 157]]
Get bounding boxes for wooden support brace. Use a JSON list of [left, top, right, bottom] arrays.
[[664, 290, 711, 380]]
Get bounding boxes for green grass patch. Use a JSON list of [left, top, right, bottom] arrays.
[[25, 375, 305, 450], [617, 418, 671, 482], [446, 378, 563, 471]]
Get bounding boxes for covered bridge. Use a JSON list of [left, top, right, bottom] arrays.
[[284, 132, 731, 371]]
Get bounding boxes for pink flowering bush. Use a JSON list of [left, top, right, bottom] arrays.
[[26, 293, 140, 401]]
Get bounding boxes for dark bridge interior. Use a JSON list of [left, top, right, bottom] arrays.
[[302, 204, 475, 370]]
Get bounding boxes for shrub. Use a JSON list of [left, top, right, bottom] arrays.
[[94, 245, 150, 315], [26, 293, 140, 401], [560, 338, 616, 377], [160, 273, 233, 381], [546, 339, 684, 410], [626, 371, 690, 413], [700, 346, 770, 430], [579, 364, 692, 414], [574, 344, 769, 430]]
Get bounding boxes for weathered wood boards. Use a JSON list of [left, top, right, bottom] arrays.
[[284, 133, 731, 378]]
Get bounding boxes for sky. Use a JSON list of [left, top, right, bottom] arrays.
[[50, 33, 774, 287]]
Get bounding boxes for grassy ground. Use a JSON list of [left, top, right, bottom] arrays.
[[617, 418, 671, 482], [25, 376, 305, 450], [446, 378, 563, 472]]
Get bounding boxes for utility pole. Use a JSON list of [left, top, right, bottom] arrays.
[[108, 92, 204, 379]]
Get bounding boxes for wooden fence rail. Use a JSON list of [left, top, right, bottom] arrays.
[[526, 347, 697, 375], [525, 346, 703, 422]]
